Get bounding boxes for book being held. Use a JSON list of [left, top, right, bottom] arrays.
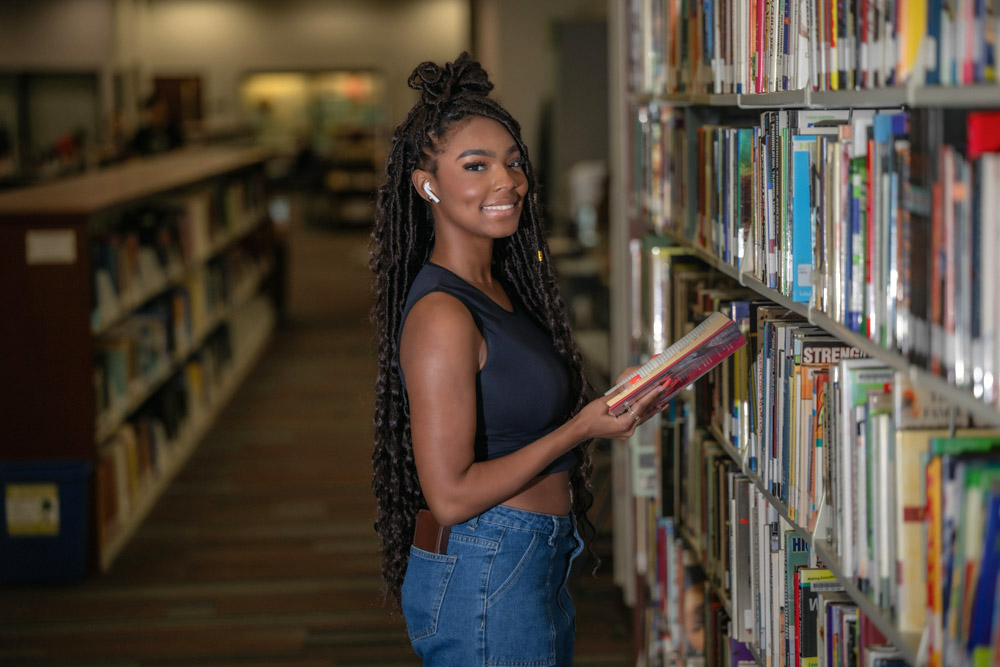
[[605, 311, 747, 417]]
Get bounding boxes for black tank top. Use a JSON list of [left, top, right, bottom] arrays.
[[397, 263, 576, 474]]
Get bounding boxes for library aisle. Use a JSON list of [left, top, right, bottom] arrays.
[[0, 220, 632, 666]]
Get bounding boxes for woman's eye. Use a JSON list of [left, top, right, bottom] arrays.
[[509, 157, 525, 169], [463, 161, 486, 171]]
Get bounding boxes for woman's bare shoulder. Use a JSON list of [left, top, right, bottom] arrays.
[[400, 291, 480, 368]]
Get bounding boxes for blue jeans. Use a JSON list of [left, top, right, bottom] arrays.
[[401, 504, 584, 666]]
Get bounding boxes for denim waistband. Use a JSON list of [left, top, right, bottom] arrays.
[[459, 504, 576, 540]]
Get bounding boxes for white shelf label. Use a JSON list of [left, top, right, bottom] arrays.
[[26, 229, 77, 265]]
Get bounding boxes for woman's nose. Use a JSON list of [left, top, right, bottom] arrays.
[[494, 165, 521, 190]]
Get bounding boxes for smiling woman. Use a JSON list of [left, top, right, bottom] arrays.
[[368, 52, 661, 666]]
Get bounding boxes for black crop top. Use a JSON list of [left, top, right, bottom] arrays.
[[397, 263, 576, 474]]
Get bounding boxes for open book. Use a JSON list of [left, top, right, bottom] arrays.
[[605, 311, 747, 416]]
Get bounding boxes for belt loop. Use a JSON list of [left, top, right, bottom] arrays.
[[467, 513, 480, 530], [548, 517, 559, 546]]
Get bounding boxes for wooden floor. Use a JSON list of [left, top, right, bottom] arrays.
[[0, 222, 633, 666]]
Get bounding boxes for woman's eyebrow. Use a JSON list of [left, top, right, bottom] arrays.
[[456, 145, 520, 159]]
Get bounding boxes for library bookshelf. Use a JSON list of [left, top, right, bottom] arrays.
[[608, 2, 1000, 666], [0, 146, 278, 576]]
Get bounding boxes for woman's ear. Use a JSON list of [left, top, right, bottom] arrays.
[[412, 169, 438, 203]]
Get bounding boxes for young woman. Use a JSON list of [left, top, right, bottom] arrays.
[[369, 52, 660, 665]]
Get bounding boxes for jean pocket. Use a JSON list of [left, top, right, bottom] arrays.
[[401, 546, 457, 642], [486, 532, 542, 608], [484, 533, 557, 666]]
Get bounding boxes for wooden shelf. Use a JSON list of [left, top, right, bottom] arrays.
[[0, 146, 270, 217], [0, 146, 278, 578]]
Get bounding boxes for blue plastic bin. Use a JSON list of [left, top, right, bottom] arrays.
[[0, 460, 92, 583]]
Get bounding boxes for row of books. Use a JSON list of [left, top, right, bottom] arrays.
[[94, 238, 271, 438], [90, 174, 266, 333], [632, 104, 1000, 406], [631, 104, 682, 258], [95, 294, 274, 551], [621, 3, 1000, 664], [628, 397, 910, 667], [677, 422, 910, 667], [619, 251, 747, 664], [645, 513, 759, 666], [692, 284, 1000, 665], [95, 312, 169, 422], [627, 0, 1000, 96], [96, 325, 232, 548], [624, 244, 1000, 664], [629, 237, 743, 363]]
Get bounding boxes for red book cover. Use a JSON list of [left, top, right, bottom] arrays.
[[757, 0, 765, 92], [866, 135, 874, 339], [858, 610, 890, 664], [962, 1, 974, 85], [966, 112, 1000, 161], [794, 566, 802, 662]]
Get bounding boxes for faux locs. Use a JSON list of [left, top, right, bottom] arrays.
[[368, 52, 595, 607]]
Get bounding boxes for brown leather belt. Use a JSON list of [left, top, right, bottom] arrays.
[[413, 509, 451, 554]]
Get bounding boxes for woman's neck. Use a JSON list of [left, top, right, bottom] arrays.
[[429, 244, 494, 287]]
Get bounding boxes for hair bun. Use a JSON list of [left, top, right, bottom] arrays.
[[407, 52, 493, 108]]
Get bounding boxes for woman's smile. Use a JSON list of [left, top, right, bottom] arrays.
[[482, 198, 520, 216]]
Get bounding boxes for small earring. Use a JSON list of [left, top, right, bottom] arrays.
[[423, 182, 440, 203]]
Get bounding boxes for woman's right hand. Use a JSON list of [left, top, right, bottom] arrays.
[[571, 384, 664, 442]]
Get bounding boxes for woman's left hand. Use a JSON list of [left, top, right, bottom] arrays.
[[571, 384, 664, 442]]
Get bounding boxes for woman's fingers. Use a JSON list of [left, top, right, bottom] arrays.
[[633, 385, 664, 420], [616, 385, 664, 429]]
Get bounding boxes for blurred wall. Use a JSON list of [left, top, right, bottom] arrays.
[[473, 0, 605, 166], [0, 0, 113, 69], [0, 0, 113, 157], [138, 0, 470, 129], [0, 0, 469, 140], [0, 0, 606, 179]]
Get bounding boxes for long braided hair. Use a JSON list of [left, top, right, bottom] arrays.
[[369, 52, 595, 607]]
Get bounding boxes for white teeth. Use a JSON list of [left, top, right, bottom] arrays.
[[483, 204, 515, 211]]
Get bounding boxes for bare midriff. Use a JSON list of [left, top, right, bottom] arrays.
[[501, 470, 572, 516]]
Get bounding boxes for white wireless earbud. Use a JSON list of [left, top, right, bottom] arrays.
[[423, 182, 440, 203]]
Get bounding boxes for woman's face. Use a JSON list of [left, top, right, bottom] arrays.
[[414, 115, 529, 241]]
